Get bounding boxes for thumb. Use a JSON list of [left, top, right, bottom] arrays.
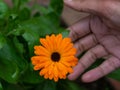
[[64, 0, 102, 14]]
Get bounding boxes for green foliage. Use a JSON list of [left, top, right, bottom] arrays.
[[56, 80, 86, 90], [0, 33, 6, 49], [20, 64, 44, 84], [0, 36, 27, 83], [107, 68, 120, 81], [0, 1, 8, 19], [0, 81, 3, 90], [65, 81, 86, 90], [0, 0, 86, 90]]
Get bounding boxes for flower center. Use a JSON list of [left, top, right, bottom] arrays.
[[51, 52, 60, 62]]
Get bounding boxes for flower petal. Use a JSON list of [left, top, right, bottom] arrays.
[[34, 46, 50, 56]]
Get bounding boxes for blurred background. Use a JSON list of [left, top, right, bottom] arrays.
[[4, 0, 88, 26]]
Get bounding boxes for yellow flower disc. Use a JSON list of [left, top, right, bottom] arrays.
[[31, 34, 78, 82]]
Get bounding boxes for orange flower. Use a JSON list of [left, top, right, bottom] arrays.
[[31, 34, 78, 82]]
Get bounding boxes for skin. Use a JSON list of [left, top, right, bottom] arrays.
[[64, 0, 120, 83]]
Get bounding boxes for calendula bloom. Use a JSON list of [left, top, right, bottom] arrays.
[[31, 34, 78, 82]]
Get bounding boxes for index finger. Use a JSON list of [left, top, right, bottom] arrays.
[[68, 16, 91, 42]]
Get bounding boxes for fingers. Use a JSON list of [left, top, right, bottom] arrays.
[[68, 16, 91, 42], [64, 0, 102, 13], [68, 45, 108, 80], [74, 34, 98, 56], [82, 56, 120, 82]]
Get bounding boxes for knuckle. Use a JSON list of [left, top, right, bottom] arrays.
[[79, 61, 88, 69], [98, 66, 106, 76], [88, 49, 98, 60], [77, 40, 85, 52], [108, 58, 120, 69], [69, 26, 79, 41]]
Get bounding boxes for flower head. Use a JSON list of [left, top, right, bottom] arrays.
[[31, 34, 78, 82]]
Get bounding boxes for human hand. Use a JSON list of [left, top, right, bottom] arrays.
[[64, 0, 120, 83]]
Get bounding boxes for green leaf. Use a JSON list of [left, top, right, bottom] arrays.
[[18, 7, 31, 21], [0, 82, 3, 90], [22, 29, 40, 56], [49, 0, 63, 16], [0, 59, 19, 83], [107, 68, 120, 81], [35, 83, 44, 90], [35, 80, 57, 90], [45, 12, 60, 27], [0, 38, 27, 70], [0, 0, 8, 29], [13, 36, 25, 56], [2, 83, 27, 90], [4, 13, 19, 35], [0, 33, 6, 49], [20, 64, 44, 84], [43, 80, 57, 90], [57, 80, 86, 90], [14, 16, 62, 56], [0, 37, 27, 83], [12, 0, 30, 11], [12, 0, 20, 11], [66, 81, 86, 90], [17, 16, 57, 36], [44, 0, 63, 27], [0, 1, 8, 19], [60, 28, 69, 38], [33, 5, 49, 15], [32, 0, 64, 28]]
